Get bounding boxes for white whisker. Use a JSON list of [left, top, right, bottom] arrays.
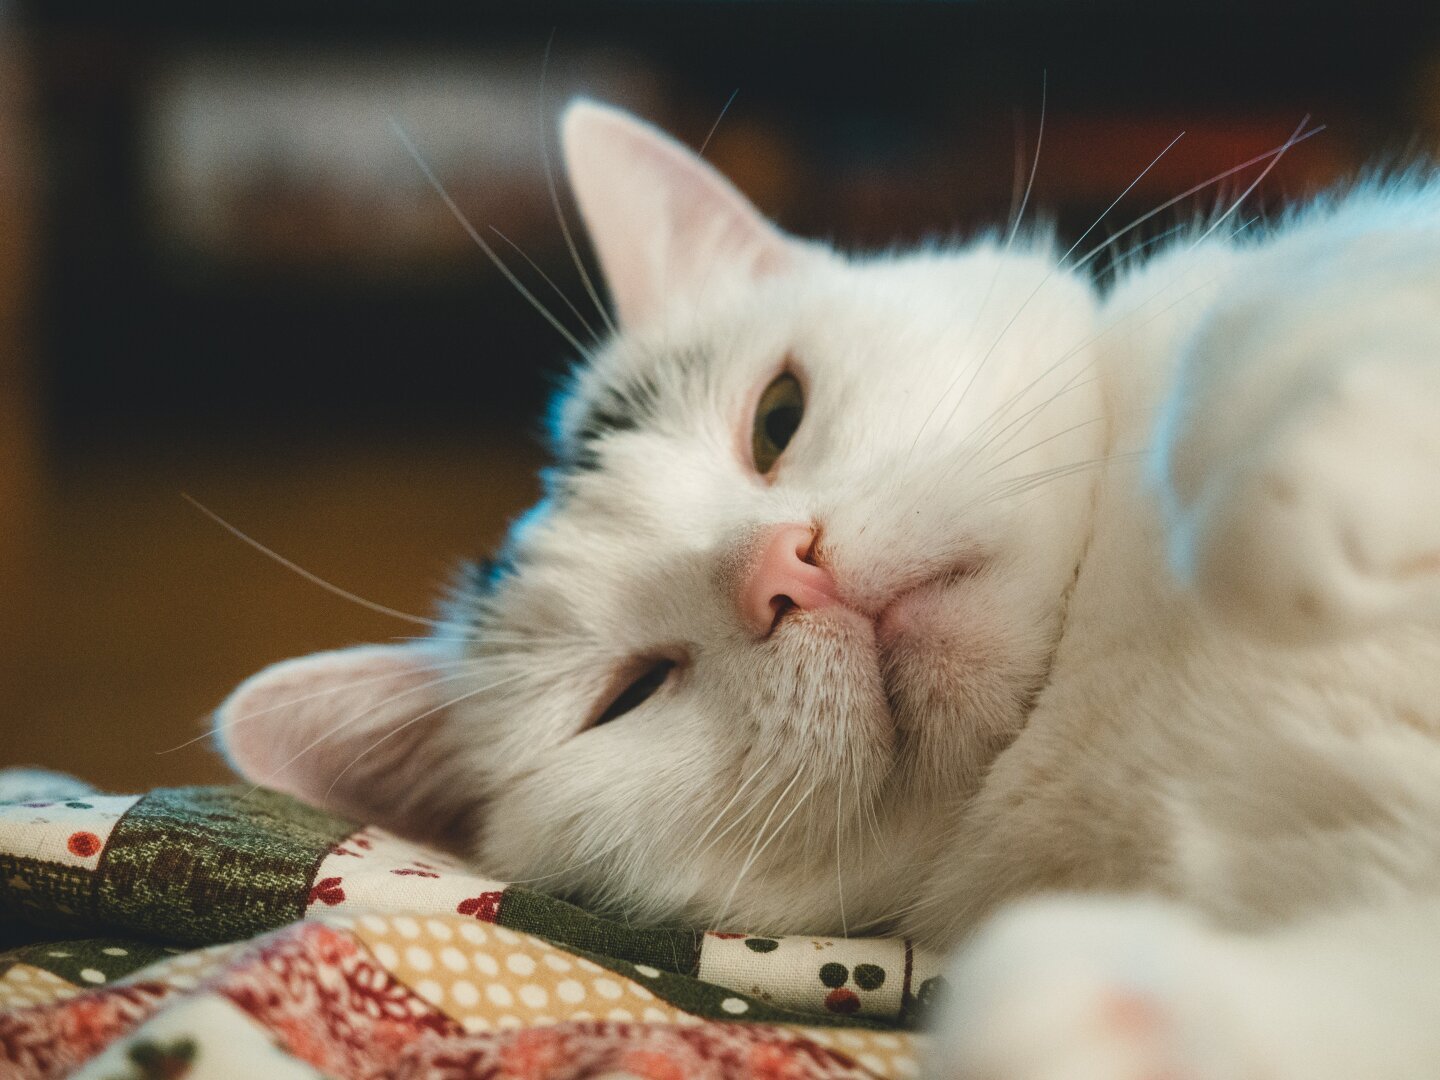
[[694, 752, 770, 857], [166, 655, 479, 755], [715, 768, 812, 927], [183, 494, 444, 629], [321, 669, 532, 800], [538, 32, 618, 338], [1003, 69, 1046, 251], [698, 87, 740, 158], [1073, 121, 1323, 271], [252, 666, 487, 790], [388, 117, 596, 360], [489, 225, 599, 341]]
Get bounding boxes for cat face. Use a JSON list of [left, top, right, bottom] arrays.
[[215, 100, 1105, 933]]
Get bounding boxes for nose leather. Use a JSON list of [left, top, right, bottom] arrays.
[[737, 524, 843, 636]]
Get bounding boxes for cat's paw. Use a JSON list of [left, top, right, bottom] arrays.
[[1168, 355, 1440, 641], [923, 896, 1242, 1080]]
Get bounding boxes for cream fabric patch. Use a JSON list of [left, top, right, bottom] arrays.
[[0, 795, 140, 871], [303, 826, 508, 918], [68, 992, 328, 1080], [698, 931, 946, 1022]]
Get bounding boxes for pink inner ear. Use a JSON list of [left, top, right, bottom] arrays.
[[561, 98, 795, 328], [214, 644, 464, 833]]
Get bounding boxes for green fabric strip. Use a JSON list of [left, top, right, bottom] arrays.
[[576, 948, 894, 1029], [1, 936, 176, 985], [0, 853, 98, 935], [94, 786, 355, 945], [0, 919, 52, 953], [497, 887, 703, 974]]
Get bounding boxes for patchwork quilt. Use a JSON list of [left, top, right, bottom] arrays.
[[0, 775, 943, 1078]]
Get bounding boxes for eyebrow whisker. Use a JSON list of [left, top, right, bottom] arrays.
[[183, 494, 444, 629]]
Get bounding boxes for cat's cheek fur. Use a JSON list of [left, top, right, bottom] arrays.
[[469, 619, 902, 931]]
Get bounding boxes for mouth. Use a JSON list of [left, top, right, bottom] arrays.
[[791, 557, 982, 664], [873, 560, 980, 648], [787, 560, 979, 729]]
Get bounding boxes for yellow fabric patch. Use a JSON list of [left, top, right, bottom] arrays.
[[350, 913, 686, 1033]]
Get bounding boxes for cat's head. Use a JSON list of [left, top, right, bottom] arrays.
[[215, 100, 1104, 934]]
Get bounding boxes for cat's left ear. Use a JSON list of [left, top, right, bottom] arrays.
[[562, 98, 798, 328], [213, 644, 480, 845]]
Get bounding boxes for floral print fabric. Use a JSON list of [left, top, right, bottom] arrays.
[[0, 777, 936, 1078]]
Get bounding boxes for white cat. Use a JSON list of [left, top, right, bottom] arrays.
[[214, 100, 1440, 1077]]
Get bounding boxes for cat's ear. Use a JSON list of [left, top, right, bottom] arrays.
[[561, 98, 795, 328], [213, 644, 478, 844]]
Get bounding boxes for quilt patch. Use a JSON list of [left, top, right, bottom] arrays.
[[0, 776, 938, 1078]]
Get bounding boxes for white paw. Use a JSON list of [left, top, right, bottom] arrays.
[[1170, 356, 1440, 641], [924, 896, 1238, 1080]]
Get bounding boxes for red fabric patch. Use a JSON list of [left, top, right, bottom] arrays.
[[66, 832, 101, 858], [0, 982, 172, 1079], [307, 877, 346, 906], [220, 923, 462, 1077], [823, 989, 861, 1015], [456, 891, 503, 921], [387, 1020, 866, 1079], [619, 1047, 689, 1080], [390, 869, 439, 879]]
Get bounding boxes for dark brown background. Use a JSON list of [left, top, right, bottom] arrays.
[[3, 1, 1439, 792]]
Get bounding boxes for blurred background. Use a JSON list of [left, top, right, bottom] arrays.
[[2, 1, 1439, 792]]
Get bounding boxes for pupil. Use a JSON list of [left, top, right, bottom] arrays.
[[765, 405, 801, 449]]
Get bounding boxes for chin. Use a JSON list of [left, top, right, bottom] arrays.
[[880, 576, 1056, 793]]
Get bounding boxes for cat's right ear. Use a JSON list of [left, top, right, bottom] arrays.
[[561, 98, 798, 329], [213, 643, 479, 845]]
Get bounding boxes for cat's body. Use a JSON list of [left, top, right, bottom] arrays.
[[925, 210, 1440, 938], [918, 201, 1440, 1077], [214, 103, 1440, 1076]]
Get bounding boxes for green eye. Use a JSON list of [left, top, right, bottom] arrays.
[[751, 372, 804, 474]]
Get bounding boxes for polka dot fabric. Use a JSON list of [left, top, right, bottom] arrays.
[[347, 913, 685, 1034], [1, 775, 933, 1079], [0, 964, 79, 1011]]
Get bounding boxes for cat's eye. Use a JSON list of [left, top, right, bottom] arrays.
[[590, 658, 677, 730], [751, 372, 804, 474]]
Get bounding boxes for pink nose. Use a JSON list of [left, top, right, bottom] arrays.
[[738, 524, 843, 637]]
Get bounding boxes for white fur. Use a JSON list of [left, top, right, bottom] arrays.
[[213, 101, 1440, 1075]]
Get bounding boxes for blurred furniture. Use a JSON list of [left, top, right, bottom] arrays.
[[26, 3, 1431, 449], [0, 22, 36, 663], [5, 2, 1440, 791]]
